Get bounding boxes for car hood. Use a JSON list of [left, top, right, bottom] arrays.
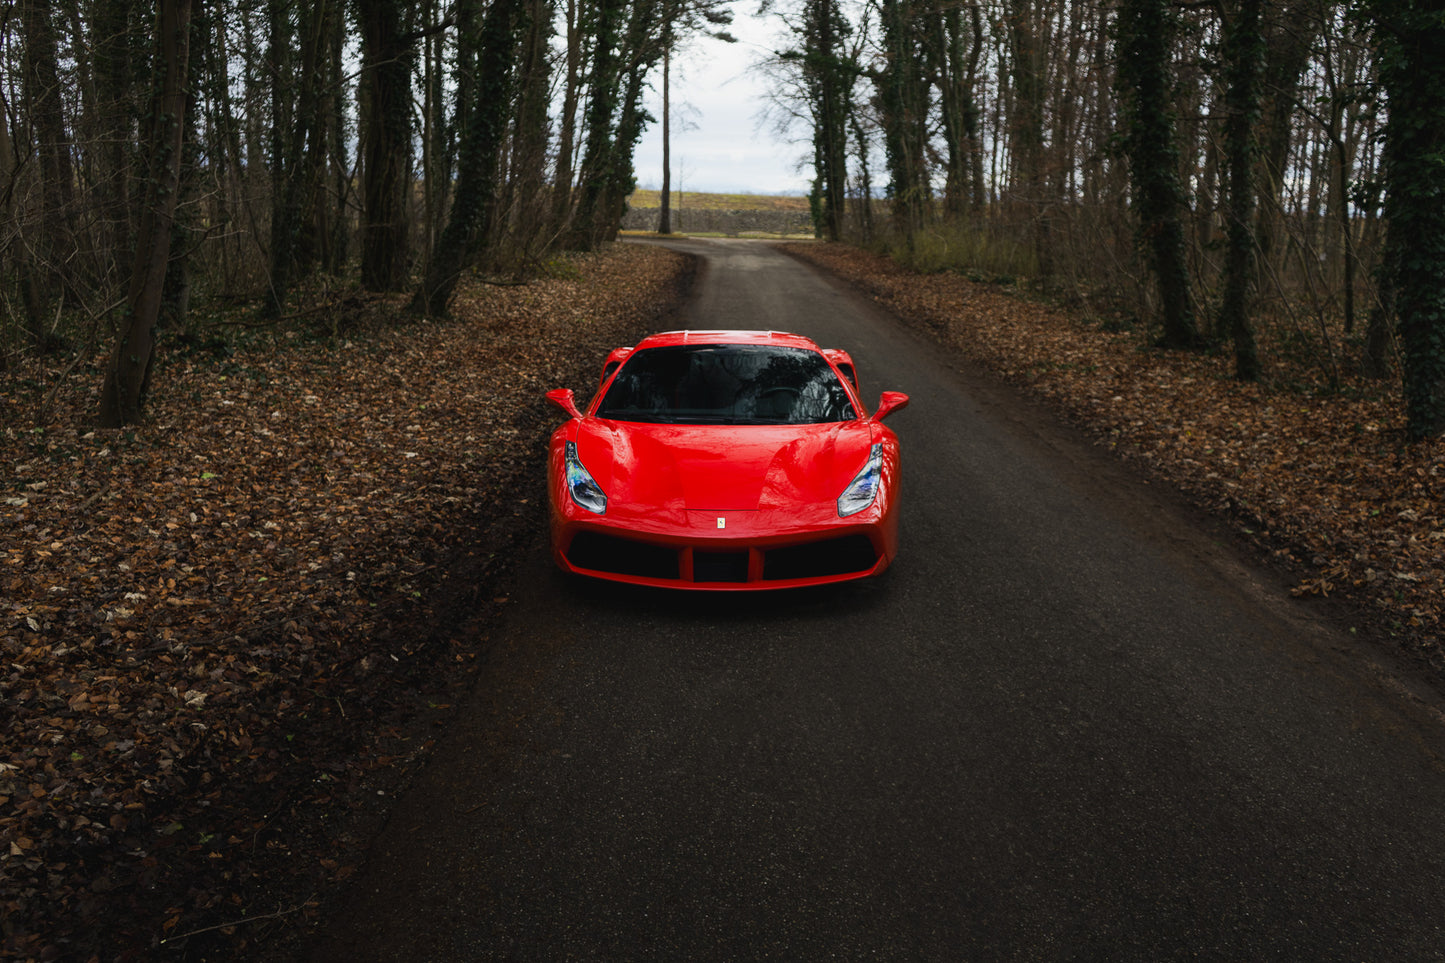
[[575, 419, 877, 511]]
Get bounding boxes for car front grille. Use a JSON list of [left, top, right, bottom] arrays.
[[565, 532, 878, 586]]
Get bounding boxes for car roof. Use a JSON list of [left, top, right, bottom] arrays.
[[631, 330, 824, 352]]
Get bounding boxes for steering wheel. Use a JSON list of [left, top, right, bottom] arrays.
[[756, 386, 801, 419]]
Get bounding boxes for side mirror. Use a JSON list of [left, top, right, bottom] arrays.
[[872, 391, 910, 422], [545, 388, 583, 420]]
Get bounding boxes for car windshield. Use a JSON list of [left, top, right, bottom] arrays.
[[595, 344, 857, 425]]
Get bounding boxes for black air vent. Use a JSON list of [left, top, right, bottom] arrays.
[[763, 535, 877, 580], [693, 550, 749, 583], [567, 532, 679, 580]]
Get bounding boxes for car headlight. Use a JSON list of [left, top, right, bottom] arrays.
[[565, 441, 607, 514], [837, 443, 883, 517]]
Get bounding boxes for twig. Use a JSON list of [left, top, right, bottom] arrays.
[[76, 485, 110, 512], [158, 894, 317, 945]]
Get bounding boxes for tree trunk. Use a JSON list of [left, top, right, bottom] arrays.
[[411, 0, 521, 316], [816, 0, 848, 241], [0, 82, 21, 369], [926, 0, 981, 220], [849, 106, 875, 241], [567, 0, 626, 250], [160, 30, 204, 336], [1217, 0, 1263, 380], [358, 0, 413, 291], [98, 0, 194, 427], [420, 0, 445, 267], [296, 0, 343, 275], [659, 43, 673, 234], [91, 0, 136, 283], [597, 54, 654, 242], [1369, 0, 1445, 438], [20, 0, 77, 350], [1007, 0, 1048, 273], [1115, 0, 1200, 349], [550, 0, 583, 238], [325, 14, 352, 274], [264, 0, 297, 315], [1362, 224, 1395, 379], [797, 0, 849, 241], [1253, 1, 1316, 280], [877, 0, 928, 243], [508, 0, 555, 259]]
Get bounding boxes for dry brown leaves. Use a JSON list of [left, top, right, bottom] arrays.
[[786, 242, 1443, 666], [0, 243, 689, 960]]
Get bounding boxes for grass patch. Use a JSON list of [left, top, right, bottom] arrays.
[[871, 223, 1040, 280], [628, 190, 810, 213]]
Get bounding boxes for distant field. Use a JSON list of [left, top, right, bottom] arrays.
[[628, 189, 810, 212]]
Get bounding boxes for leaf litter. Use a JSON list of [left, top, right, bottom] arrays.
[[0, 244, 691, 960]]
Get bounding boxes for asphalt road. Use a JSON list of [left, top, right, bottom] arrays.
[[309, 239, 1445, 960]]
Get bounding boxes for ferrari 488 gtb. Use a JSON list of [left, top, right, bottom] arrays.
[[545, 330, 909, 590]]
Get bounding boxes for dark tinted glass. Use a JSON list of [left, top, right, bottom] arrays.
[[596, 344, 857, 425]]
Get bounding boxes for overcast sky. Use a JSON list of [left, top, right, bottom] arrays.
[[630, 12, 813, 197]]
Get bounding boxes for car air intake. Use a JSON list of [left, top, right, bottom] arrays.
[[567, 531, 679, 580], [693, 550, 749, 583], [763, 535, 877, 580]]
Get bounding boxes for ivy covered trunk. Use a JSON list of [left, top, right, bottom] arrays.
[[877, 0, 929, 243], [98, 0, 193, 427], [1114, 0, 1200, 350], [566, 0, 625, 250], [925, 0, 983, 217], [410, 0, 520, 316], [809, 0, 850, 241], [1370, 0, 1445, 439]]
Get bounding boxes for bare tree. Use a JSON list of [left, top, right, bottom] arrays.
[[98, 0, 194, 426]]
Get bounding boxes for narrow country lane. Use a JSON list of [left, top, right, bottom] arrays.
[[307, 238, 1445, 960]]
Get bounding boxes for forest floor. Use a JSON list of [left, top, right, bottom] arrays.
[[3, 236, 1442, 961], [0, 244, 693, 961]]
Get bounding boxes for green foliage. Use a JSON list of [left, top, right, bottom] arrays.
[[543, 256, 586, 281], [875, 222, 1039, 280]]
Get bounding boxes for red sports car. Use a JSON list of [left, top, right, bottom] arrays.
[[545, 330, 909, 590]]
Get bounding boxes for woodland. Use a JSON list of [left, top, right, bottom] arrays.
[[2, 0, 1444, 957]]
